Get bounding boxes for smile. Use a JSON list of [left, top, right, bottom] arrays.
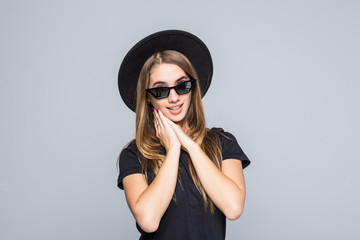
[[167, 104, 183, 110], [169, 106, 180, 110]]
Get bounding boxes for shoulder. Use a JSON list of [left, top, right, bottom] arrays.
[[208, 127, 237, 145], [120, 139, 140, 156], [117, 139, 142, 189], [119, 139, 141, 165], [208, 127, 251, 168]]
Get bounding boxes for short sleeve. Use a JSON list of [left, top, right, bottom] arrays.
[[213, 128, 251, 169], [117, 142, 142, 190]]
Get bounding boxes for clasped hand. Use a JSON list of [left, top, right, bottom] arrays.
[[153, 109, 194, 152]]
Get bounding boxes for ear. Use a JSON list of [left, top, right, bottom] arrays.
[[147, 98, 154, 109]]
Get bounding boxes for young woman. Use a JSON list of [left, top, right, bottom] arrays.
[[117, 30, 250, 240]]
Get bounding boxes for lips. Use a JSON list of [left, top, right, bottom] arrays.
[[167, 104, 183, 115], [167, 104, 182, 110], [168, 105, 181, 110]]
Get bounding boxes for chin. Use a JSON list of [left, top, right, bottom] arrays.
[[164, 112, 186, 123], [167, 115, 185, 123]]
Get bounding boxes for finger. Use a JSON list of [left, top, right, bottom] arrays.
[[153, 113, 163, 139], [169, 122, 182, 137], [158, 112, 184, 137], [158, 111, 179, 130], [153, 120, 162, 140], [152, 108, 160, 124], [155, 110, 166, 131], [168, 120, 186, 138], [152, 110, 159, 128], [164, 117, 176, 127], [160, 114, 177, 129], [157, 109, 172, 127], [155, 109, 165, 128]]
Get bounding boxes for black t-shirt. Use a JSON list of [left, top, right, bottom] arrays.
[[117, 128, 250, 240]]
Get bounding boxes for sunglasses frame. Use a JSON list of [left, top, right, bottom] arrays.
[[146, 78, 197, 99]]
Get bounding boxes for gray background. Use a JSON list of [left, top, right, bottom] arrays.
[[1, 0, 359, 239]]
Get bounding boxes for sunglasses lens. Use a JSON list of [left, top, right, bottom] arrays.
[[175, 81, 193, 95], [150, 87, 169, 99], [147, 80, 195, 99]]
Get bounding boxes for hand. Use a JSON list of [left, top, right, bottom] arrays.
[[153, 109, 181, 152], [165, 119, 196, 153]]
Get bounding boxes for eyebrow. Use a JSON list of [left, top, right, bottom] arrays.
[[152, 76, 188, 87]]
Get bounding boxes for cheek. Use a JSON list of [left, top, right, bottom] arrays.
[[149, 98, 162, 109], [149, 99, 156, 108], [185, 93, 192, 105]]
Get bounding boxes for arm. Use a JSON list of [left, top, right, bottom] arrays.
[[123, 147, 180, 232], [122, 109, 181, 233], [186, 143, 246, 220], [167, 120, 246, 220]]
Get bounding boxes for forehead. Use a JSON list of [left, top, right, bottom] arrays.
[[149, 63, 186, 86]]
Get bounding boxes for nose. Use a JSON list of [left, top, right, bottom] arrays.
[[167, 88, 180, 103]]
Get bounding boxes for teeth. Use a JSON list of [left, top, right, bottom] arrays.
[[169, 106, 181, 110]]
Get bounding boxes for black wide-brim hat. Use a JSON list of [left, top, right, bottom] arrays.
[[118, 30, 213, 112]]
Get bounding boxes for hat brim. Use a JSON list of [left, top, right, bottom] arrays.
[[118, 30, 213, 112]]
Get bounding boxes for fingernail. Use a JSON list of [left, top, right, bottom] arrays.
[[151, 107, 154, 111], [156, 109, 159, 113]]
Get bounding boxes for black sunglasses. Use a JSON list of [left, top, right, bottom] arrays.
[[146, 79, 196, 99]]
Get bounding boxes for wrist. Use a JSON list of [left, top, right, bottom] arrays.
[[183, 139, 199, 153], [166, 144, 181, 154]]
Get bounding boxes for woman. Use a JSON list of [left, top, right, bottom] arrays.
[[117, 30, 250, 240]]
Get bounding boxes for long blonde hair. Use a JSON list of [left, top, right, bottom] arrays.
[[134, 50, 222, 213]]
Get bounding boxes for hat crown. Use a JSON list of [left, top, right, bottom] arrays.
[[118, 30, 213, 112]]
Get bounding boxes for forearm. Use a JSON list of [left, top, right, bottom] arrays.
[[186, 143, 245, 220], [133, 147, 180, 231]]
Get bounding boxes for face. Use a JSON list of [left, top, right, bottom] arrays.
[[148, 63, 192, 123]]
